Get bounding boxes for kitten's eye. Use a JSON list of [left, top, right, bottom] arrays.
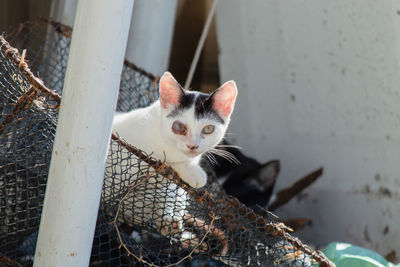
[[202, 125, 215, 135], [172, 121, 187, 135]]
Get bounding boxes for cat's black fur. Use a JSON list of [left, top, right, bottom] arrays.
[[167, 91, 224, 123], [211, 140, 280, 212]]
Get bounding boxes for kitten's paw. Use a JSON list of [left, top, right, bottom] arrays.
[[171, 164, 207, 188], [193, 167, 207, 188], [184, 165, 207, 188]]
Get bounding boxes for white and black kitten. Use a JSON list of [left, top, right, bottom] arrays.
[[106, 72, 237, 234]]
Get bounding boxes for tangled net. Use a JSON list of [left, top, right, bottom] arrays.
[[0, 19, 334, 267]]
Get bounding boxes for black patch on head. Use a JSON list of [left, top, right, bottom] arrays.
[[167, 93, 195, 117], [194, 93, 224, 124], [167, 92, 225, 124]]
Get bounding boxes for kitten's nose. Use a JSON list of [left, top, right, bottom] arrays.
[[186, 144, 199, 150]]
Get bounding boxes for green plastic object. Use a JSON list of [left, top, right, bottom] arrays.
[[322, 242, 399, 267]]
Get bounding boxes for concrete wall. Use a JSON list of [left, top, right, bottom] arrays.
[[216, 0, 400, 257]]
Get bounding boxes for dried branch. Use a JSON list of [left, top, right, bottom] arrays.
[[268, 167, 323, 211]]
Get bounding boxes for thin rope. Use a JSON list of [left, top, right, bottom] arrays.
[[184, 0, 219, 90]]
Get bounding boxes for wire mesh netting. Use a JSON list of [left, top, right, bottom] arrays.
[[0, 19, 334, 266]]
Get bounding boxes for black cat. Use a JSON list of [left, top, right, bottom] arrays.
[[210, 140, 280, 213]]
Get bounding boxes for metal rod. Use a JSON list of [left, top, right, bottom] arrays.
[[33, 0, 134, 266], [184, 0, 219, 90]]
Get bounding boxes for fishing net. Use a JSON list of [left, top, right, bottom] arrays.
[[0, 19, 334, 267]]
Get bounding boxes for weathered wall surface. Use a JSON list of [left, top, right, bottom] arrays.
[[216, 0, 400, 257]]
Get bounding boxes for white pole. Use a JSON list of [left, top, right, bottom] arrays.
[[33, 0, 134, 266], [125, 0, 178, 75]]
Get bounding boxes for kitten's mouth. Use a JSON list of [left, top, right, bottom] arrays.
[[184, 150, 201, 157]]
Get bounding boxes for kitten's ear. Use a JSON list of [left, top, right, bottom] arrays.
[[159, 72, 184, 110], [258, 160, 280, 190], [211, 81, 238, 119]]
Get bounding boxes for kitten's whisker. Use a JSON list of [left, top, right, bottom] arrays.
[[205, 153, 213, 165], [208, 153, 219, 166], [218, 150, 241, 165], [214, 152, 239, 165], [210, 148, 240, 165], [210, 149, 231, 159], [216, 144, 242, 149], [205, 152, 219, 166]]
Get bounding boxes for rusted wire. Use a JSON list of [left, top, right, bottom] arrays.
[[110, 134, 335, 267], [0, 86, 37, 135], [0, 35, 62, 106], [123, 59, 157, 81], [37, 16, 73, 38], [111, 168, 218, 267], [0, 35, 62, 136], [0, 31, 335, 267], [37, 17, 157, 82], [0, 256, 23, 267]]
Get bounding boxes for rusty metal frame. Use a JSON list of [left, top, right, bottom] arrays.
[[0, 34, 334, 267]]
